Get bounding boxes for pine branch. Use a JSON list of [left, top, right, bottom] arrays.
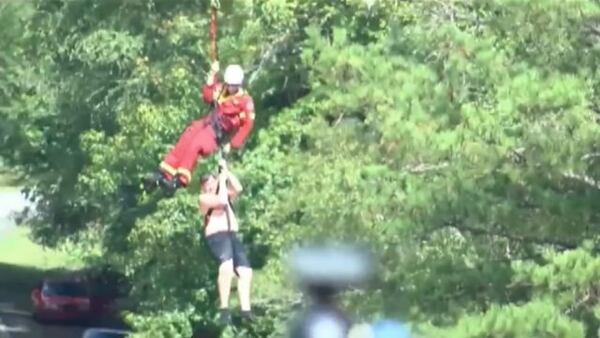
[[403, 162, 449, 174], [566, 292, 591, 315], [505, 147, 600, 189], [447, 223, 578, 250], [247, 32, 294, 86], [562, 171, 600, 190], [581, 152, 600, 161], [584, 24, 600, 38]]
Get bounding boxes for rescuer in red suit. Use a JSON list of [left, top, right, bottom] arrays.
[[143, 62, 255, 194]]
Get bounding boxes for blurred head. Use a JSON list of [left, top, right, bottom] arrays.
[[224, 64, 244, 94], [200, 174, 218, 193]]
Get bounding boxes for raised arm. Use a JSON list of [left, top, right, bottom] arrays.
[[218, 159, 243, 200], [198, 172, 229, 209], [226, 171, 243, 201], [202, 61, 222, 104], [229, 114, 254, 149], [227, 171, 243, 194], [229, 96, 255, 149]]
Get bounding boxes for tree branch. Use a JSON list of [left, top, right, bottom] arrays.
[[581, 152, 600, 161], [562, 170, 600, 190], [247, 32, 294, 86], [447, 223, 578, 250], [403, 162, 449, 174], [504, 147, 600, 189], [566, 292, 591, 315], [584, 24, 600, 37], [333, 113, 345, 126]]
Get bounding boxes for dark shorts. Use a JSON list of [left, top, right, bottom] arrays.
[[205, 231, 251, 268]]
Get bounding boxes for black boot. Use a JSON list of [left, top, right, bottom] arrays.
[[240, 310, 256, 323], [218, 308, 232, 326], [160, 175, 185, 196], [143, 171, 167, 192]]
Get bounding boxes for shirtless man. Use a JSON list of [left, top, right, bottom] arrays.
[[198, 159, 254, 325]]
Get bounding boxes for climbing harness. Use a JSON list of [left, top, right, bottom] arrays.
[[208, 90, 226, 146]]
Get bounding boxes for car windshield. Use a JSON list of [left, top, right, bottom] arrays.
[[43, 281, 88, 297]]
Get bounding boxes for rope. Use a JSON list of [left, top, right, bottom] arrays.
[[209, 0, 219, 62], [207, 1, 242, 279], [216, 155, 240, 278], [208, 0, 226, 147]]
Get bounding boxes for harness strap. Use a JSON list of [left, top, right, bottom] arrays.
[[208, 86, 227, 145]]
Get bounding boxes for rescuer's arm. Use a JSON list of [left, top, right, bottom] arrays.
[[202, 61, 221, 104], [230, 98, 255, 149]]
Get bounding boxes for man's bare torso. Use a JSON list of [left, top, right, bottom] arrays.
[[200, 199, 239, 236]]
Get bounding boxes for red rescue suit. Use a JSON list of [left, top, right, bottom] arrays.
[[159, 75, 255, 186]]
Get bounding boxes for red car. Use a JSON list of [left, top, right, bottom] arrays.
[[31, 277, 115, 323]]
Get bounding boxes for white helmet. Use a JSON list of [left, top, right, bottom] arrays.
[[224, 64, 244, 85]]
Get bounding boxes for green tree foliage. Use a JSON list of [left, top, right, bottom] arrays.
[[4, 0, 600, 337]]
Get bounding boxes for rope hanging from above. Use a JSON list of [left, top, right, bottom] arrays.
[[209, 0, 220, 62]]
